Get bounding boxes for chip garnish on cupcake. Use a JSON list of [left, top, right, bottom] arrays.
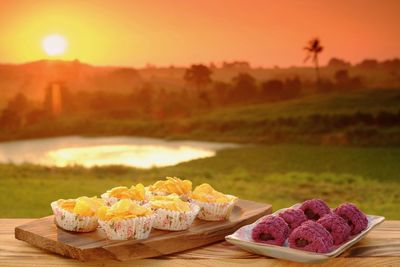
[[147, 177, 192, 200], [150, 194, 200, 231], [51, 196, 105, 232], [101, 183, 147, 206], [189, 183, 237, 221], [97, 199, 155, 240]]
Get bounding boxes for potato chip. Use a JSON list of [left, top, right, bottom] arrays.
[[107, 184, 146, 200], [150, 194, 191, 212], [191, 183, 235, 203], [149, 177, 192, 195], [97, 199, 153, 221]]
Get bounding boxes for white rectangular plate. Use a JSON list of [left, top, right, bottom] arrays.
[[225, 205, 385, 263]]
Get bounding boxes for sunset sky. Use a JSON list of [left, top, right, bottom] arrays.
[[0, 0, 399, 68]]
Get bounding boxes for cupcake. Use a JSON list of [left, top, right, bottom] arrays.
[[300, 199, 331, 221], [147, 177, 192, 201], [150, 194, 200, 231], [101, 183, 147, 206], [97, 199, 154, 240], [334, 203, 368, 235], [317, 213, 351, 245], [189, 183, 237, 221], [51, 196, 105, 232], [252, 215, 289, 246], [279, 208, 308, 233], [289, 220, 334, 253]]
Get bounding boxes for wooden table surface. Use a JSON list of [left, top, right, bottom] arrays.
[[1, 219, 400, 267]]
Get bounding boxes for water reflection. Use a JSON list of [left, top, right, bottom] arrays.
[[0, 136, 237, 168]]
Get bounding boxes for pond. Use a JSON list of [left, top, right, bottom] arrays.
[[0, 136, 237, 168]]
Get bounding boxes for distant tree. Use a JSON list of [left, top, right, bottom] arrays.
[[327, 58, 351, 68], [208, 62, 217, 70], [109, 68, 142, 82], [304, 38, 324, 84], [198, 90, 211, 109], [334, 69, 350, 84], [7, 93, 30, 114], [317, 79, 335, 93], [260, 79, 284, 101], [135, 83, 154, 113], [222, 61, 251, 69], [334, 69, 364, 90], [348, 76, 364, 90], [184, 64, 212, 91], [283, 77, 302, 99], [90, 90, 109, 110], [0, 109, 20, 129], [212, 81, 230, 105], [231, 73, 257, 102], [356, 59, 379, 69], [153, 88, 168, 119], [0, 93, 31, 129], [381, 58, 400, 71], [26, 109, 46, 125]]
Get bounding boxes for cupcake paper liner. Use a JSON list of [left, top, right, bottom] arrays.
[[190, 196, 237, 221], [101, 192, 147, 206], [152, 203, 200, 231], [98, 214, 155, 240], [50, 201, 99, 232]]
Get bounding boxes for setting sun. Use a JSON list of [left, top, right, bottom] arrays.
[[42, 34, 67, 56]]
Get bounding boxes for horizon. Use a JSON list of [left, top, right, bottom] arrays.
[[0, 56, 398, 70], [1, 0, 399, 68]]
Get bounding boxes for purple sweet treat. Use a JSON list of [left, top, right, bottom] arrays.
[[279, 208, 307, 233], [251, 215, 289, 246], [334, 203, 368, 235], [317, 213, 351, 245], [289, 220, 334, 253], [300, 199, 331, 221]]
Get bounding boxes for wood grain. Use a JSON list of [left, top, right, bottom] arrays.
[[1, 258, 400, 267], [14, 199, 272, 261], [1, 219, 400, 266]]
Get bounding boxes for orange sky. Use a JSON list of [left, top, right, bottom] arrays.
[[0, 0, 399, 67]]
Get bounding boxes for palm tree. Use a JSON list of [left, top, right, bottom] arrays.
[[304, 38, 323, 84]]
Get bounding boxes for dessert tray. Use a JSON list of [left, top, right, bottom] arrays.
[[15, 199, 271, 261], [225, 204, 385, 263]]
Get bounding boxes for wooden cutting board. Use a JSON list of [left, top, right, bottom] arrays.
[[14, 199, 271, 261]]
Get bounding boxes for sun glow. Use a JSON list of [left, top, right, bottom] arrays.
[[42, 34, 67, 56]]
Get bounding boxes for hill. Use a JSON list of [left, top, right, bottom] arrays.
[[0, 60, 142, 103], [2, 88, 399, 146], [199, 88, 400, 121]]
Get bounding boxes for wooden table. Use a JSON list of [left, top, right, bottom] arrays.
[[1, 219, 400, 266]]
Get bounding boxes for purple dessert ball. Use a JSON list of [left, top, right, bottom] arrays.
[[300, 199, 331, 221], [251, 215, 290, 246], [334, 203, 368, 235], [289, 220, 334, 253], [317, 213, 351, 245], [279, 208, 308, 233]]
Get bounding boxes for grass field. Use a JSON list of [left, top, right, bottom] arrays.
[[1, 144, 399, 219], [3, 89, 400, 146], [200, 89, 400, 120]]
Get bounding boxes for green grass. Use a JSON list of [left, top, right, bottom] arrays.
[[1, 144, 399, 219], [3, 89, 400, 146], [198, 89, 400, 121]]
